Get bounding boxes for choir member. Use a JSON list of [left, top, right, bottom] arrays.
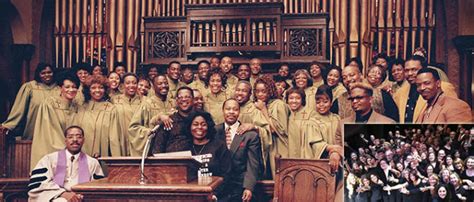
[[203, 68, 232, 125], [72, 75, 121, 157], [111, 73, 143, 156], [0, 63, 59, 139], [129, 74, 176, 156], [30, 72, 80, 170]]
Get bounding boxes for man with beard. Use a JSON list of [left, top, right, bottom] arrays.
[[166, 61, 185, 98], [28, 126, 104, 202], [332, 65, 399, 121], [215, 98, 262, 202], [414, 68, 472, 123], [393, 56, 457, 123], [343, 82, 395, 123], [151, 86, 195, 153], [129, 74, 176, 156], [189, 60, 210, 94], [249, 58, 262, 86]]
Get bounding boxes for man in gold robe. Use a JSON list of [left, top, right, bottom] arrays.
[[129, 74, 176, 156]]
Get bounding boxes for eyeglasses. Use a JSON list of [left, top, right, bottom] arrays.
[[348, 95, 368, 101]]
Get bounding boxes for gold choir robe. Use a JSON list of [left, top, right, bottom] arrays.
[[267, 99, 290, 177], [288, 107, 327, 159], [2, 80, 59, 139], [393, 80, 457, 123], [73, 100, 121, 157], [75, 85, 85, 105], [28, 150, 103, 202], [315, 112, 341, 146], [128, 95, 176, 156], [30, 96, 79, 170], [188, 78, 208, 94], [111, 94, 144, 156], [203, 90, 232, 125], [167, 75, 185, 98], [226, 74, 239, 89], [304, 85, 318, 111], [313, 79, 324, 89], [239, 101, 273, 177], [331, 83, 347, 102]]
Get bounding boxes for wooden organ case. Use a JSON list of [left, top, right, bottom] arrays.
[[142, 2, 329, 67]]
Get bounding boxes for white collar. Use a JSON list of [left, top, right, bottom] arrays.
[[65, 150, 79, 162], [224, 121, 240, 131]]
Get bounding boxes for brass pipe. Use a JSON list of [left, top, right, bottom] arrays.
[[395, 0, 402, 58], [322, 0, 327, 12], [75, 0, 81, 64], [150, 0, 155, 16], [328, 0, 334, 63], [82, 0, 88, 62], [412, 0, 418, 53], [403, 0, 410, 59], [90, 0, 96, 65], [98, 0, 104, 65], [419, 0, 426, 48], [126, 0, 136, 72], [349, 0, 359, 58], [386, 0, 393, 55], [340, 0, 348, 66], [377, 0, 384, 54], [360, 0, 369, 69], [61, 0, 67, 68], [55, 0, 60, 66], [427, 0, 434, 61], [68, 0, 74, 67], [116, 0, 125, 62], [108, 0, 117, 69]]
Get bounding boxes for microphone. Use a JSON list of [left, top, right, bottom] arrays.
[[139, 124, 160, 184]]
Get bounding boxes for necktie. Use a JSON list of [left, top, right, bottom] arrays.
[[70, 156, 75, 175], [225, 127, 232, 149]]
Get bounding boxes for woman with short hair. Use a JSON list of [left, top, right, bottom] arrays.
[[0, 63, 59, 139]]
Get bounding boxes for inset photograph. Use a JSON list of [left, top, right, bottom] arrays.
[[344, 124, 474, 202]]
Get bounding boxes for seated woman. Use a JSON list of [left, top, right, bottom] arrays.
[[183, 110, 231, 199], [183, 110, 231, 177]]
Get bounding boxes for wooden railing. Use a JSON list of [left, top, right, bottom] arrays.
[[143, 2, 328, 66], [0, 136, 31, 202]]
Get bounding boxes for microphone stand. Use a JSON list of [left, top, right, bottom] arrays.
[[139, 125, 159, 184]]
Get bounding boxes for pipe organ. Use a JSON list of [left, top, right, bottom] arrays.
[[52, 0, 436, 72]]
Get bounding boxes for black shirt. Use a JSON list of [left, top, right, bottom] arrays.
[[151, 112, 192, 154], [405, 84, 419, 123]]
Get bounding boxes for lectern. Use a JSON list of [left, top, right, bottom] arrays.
[[72, 156, 223, 202]]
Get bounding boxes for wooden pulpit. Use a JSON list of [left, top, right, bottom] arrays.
[[72, 156, 224, 202]]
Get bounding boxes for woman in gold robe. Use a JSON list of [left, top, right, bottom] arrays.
[[73, 75, 121, 157], [285, 87, 342, 170], [325, 65, 347, 102], [73, 63, 91, 105], [203, 68, 232, 125], [111, 73, 143, 156], [314, 85, 341, 146], [30, 73, 80, 170], [0, 63, 59, 139], [292, 69, 318, 111], [107, 72, 122, 99], [253, 76, 290, 178]]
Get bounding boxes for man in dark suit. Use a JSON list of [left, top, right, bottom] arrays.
[[215, 98, 263, 202]]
